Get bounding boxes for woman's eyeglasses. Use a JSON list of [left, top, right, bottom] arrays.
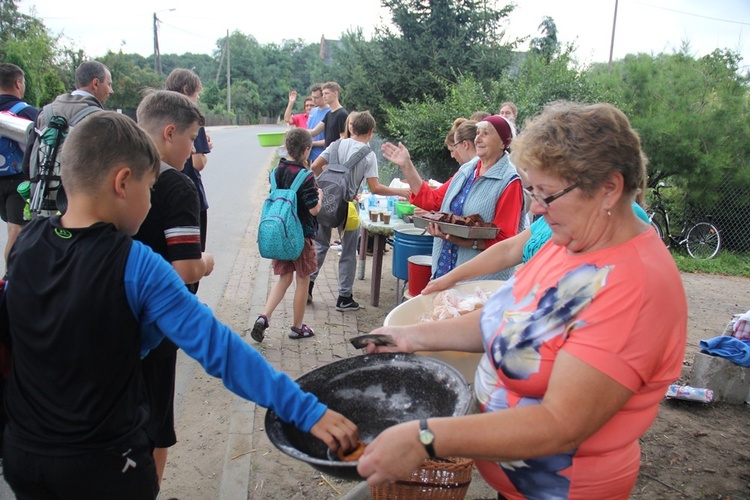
[[524, 184, 579, 208], [452, 140, 464, 151]]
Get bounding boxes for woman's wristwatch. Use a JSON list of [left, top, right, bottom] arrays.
[[472, 239, 479, 250], [419, 419, 436, 458]]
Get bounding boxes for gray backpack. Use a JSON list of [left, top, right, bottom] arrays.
[[315, 140, 371, 228], [28, 104, 101, 216]]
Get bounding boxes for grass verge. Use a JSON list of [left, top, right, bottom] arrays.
[[672, 250, 750, 277]]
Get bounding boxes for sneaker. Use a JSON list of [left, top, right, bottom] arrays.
[[250, 315, 269, 343], [336, 295, 360, 312], [331, 244, 342, 251], [307, 281, 314, 304]]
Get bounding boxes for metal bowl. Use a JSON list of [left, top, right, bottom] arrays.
[[264, 353, 472, 481]]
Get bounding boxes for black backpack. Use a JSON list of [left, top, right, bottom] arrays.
[[315, 140, 371, 228]]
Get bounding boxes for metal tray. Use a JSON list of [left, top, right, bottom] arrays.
[[413, 215, 500, 239]]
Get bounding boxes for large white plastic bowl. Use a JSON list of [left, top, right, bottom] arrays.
[[384, 280, 505, 382]]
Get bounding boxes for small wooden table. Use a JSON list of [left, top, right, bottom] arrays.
[[357, 209, 402, 307]]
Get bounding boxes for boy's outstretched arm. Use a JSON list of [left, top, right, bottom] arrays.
[[125, 241, 358, 448]]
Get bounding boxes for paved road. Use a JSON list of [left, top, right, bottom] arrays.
[[189, 124, 284, 311]]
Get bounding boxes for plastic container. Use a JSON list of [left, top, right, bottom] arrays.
[[666, 384, 714, 403], [384, 280, 505, 382], [407, 255, 432, 295], [16, 181, 31, 221], [257, 132, 286, 147], [392, 224, 433, 281], [395, 200, 416, 218]]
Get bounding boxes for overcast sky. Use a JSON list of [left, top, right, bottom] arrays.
[[17, 0, 750, 68]]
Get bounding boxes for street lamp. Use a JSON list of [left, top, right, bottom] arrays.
[[153, 8, 176, 76]]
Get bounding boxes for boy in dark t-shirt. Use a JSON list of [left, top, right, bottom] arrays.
[[133, 90, 215, 486], [307, 81, 349, 147], [165, 68, 212, 253], [0, 111, 358, 499], [251, 128, 321, 342]]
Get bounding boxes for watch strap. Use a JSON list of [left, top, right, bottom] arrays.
[[419, 419, 436, 458]]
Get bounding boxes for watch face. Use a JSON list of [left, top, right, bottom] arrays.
[[419, 429, 434, 445]]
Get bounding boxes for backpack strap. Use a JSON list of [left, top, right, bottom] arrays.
[[342, 144, 372, 171], [269, 168, 279, 190], [329, 139, 341, 165], [40, 104, 55, 130], [69, 105, 101, 126], [7, 102, 29, 115], [290, 168, 312, 192]]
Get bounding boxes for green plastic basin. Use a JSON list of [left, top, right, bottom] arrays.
[[257, 132, 286, 147]]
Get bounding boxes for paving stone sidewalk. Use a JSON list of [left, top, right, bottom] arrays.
[[215, 176, 381, 499]]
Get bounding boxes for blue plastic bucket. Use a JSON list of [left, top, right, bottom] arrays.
[[392, 224, 433, 280]]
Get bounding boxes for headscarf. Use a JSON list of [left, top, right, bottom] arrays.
[[481, 115, 513, 152]]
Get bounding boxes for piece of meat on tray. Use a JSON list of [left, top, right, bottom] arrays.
[[421, 211, 497, 229]]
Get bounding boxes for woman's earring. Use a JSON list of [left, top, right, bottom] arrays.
[[607, 210, 612, 217]]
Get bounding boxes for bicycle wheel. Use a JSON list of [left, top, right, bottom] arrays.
[[685, 221, 721, 259], [648, 210, 670, 247]]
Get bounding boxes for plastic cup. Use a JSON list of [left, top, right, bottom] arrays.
[[369, 210, 379, 222], [381, 211, 391, 224]]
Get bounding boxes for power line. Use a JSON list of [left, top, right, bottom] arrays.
[[630, 0, 750, 26], [159, 20, 204, 39]]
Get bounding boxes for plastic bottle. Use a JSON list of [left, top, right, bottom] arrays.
[[16, 181, 31, 221], [359, 185, 370, 210], [665, 384, 714, 403], [387, 196, 395, 212]]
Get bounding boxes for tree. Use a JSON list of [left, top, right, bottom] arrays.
[[588, 48, 750, 250], [529, 16, 559, 63], [383, 76, 494, 180], [100, 51, 162, 112], [160, 52, 217, 87], [492, 44, 614, 127], [0, 0, 61, 106], [325, 0, 519, 124]]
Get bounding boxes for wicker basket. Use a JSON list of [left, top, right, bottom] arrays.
[[370, 457, 474, 499]]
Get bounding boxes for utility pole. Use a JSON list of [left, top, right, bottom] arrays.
[[608, 0, 618, 69], [153, 9, 175, 76], [226, 30, 231, 113], [153, 13, 161, 75], [214, 34, 226, 85]]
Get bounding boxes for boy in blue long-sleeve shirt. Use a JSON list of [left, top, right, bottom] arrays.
[[0, 111, 358, 499]]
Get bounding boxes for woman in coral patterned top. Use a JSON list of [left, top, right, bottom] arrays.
[[358, 102, 687, 499]]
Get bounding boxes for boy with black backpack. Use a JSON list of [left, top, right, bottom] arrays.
[[251, 128, 322, 342], [0, 63, 38, 270], [308, 111, 409, 310]]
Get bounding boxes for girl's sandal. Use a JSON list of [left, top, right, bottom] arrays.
[[251, 315, 269, 343], [288, 324, 315, 339]]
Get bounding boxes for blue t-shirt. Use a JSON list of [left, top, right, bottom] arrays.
[[307, 106, 330, 162]]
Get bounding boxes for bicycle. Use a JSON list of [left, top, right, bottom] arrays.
[[647, 182, 722, 259]]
